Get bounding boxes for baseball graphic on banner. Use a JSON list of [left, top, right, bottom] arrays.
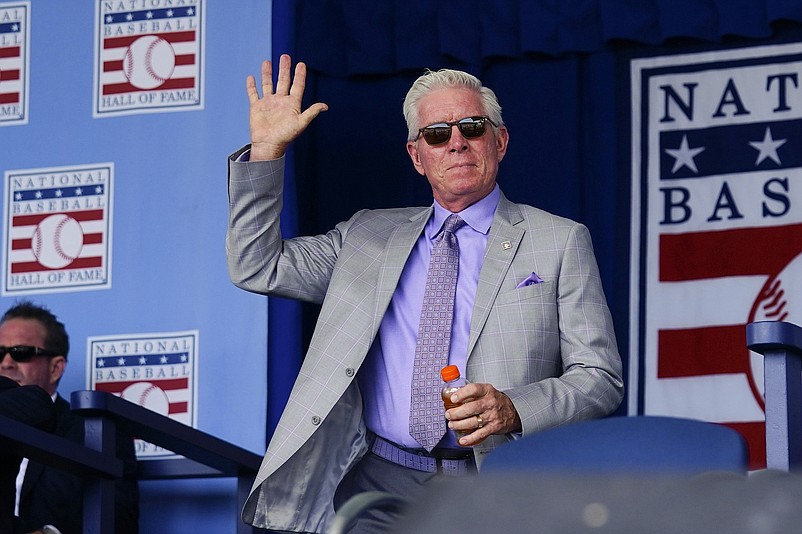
[[31, 214, 84, 269], [121, 381, 170, 416], [123, 35, 176, 90], [747, 251, 802, 408]]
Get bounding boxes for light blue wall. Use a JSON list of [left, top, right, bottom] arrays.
[[0, 1, 272, 531]]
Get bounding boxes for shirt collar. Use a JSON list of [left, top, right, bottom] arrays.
[[428, 185, 500, 239]]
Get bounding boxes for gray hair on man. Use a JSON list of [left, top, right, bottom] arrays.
[[402, 68, 504, 141]]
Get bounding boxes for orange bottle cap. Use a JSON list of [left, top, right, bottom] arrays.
[[441, 365, 460, 382]]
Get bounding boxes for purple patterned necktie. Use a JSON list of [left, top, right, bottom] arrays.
[[409, 214, 466, 451]]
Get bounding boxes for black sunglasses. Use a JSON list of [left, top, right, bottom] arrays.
[[0, 345, 57, 363], [416, 116, 498, 146]]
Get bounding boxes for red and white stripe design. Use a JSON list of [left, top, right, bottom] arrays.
[[8, 210, 105, 273], [100, 31, 197, 95]]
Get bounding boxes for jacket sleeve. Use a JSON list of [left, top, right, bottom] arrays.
[[225, 147, 347, 304]]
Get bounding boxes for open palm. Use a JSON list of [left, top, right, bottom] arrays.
[[246, 54, 328, 161]]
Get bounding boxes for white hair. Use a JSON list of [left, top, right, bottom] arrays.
[[402, 68, 504, 141]]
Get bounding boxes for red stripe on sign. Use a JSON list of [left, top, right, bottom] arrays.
[[11, 238, 31, 250], [94, 383, 119, 394], [12, 210, 104, 227], [70, 210, 105, 222], [103, 31, 196, 49], [0, 92, 20, 104], [0, 69, 20, 81], [94, 378, 189, 394], [174, 54, 194, 66], [103, 60, 123, 72], [10, 262, 43, 274], [83, 233, 103, 245], [153, 378, 189, 391], [657, 324, 749, 377], [10, 256, 102, 274], [659, 223, 802, 281], [10, 233, 102, 251], [721, 421, 766, 470], [104, 54, 194, 73], [168, 401, 188, 415], [102, 75, 195, 95], [0, 46, 20, 58]]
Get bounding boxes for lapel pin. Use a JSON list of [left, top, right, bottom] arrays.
[[501, 241, 512, 250]]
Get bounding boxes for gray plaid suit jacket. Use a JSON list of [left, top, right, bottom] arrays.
[[226, 147, 624, 533]]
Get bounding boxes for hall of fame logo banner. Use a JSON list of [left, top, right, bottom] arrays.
[[630, 42, 802, 468], [0, 1, 29, 126], [88, 330, 199, 459], [2, 163, 113, 296], [93, 0, 205, 118]]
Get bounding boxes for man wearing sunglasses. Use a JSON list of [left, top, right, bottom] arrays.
[[0, 301, 139, 534], [227, 54, 623, 533]]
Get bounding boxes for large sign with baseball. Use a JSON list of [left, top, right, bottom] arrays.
[[94, 0, 205, 118], [2, 163, 113, 296], [88, 330, 199, 459], [629, 42, 802, 468]]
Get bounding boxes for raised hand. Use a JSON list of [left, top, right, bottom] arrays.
[[246, 54, 328, 161]]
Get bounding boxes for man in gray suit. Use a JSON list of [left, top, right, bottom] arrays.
[[227, 54, 624, 533]]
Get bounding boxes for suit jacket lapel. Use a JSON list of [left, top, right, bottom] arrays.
[[468, 193, 525, 357], [371, 208, 431, 334]]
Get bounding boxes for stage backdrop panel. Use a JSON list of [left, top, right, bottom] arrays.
[[0, 1, 272, 532]]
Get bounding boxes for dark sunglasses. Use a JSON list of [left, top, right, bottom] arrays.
[[416, 116, 498, 146], [0, 345, 57, 363]]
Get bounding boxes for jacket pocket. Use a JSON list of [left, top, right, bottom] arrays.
[[495, 280, 555, 305]]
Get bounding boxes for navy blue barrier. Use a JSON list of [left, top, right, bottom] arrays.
[[0, 413, 122, 533], [747, 321, 802, 472], [70, 390, 263, 534]]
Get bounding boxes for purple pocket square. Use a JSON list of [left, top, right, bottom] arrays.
[[517, 272, 544, 288]]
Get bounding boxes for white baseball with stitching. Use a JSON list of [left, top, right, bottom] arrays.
[[120, 382, 170, 416], [31, 214, 83, 269], [123, 35, 176, 90]]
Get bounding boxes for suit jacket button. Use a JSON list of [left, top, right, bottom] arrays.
[[345, 367, 355, 377], [311, 415, 321, 425]]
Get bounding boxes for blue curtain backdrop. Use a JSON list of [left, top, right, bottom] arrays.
[[268, 0, 802, 424]]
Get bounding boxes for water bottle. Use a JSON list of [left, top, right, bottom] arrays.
[[441, 365, 468, 408], [441, 365, 469, 435]]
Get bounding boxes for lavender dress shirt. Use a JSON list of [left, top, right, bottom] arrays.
[[358, 186, 500, 449]]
